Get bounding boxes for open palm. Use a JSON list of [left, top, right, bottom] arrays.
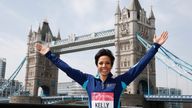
[[153, 31, 168, 45], [35, 43, 50, 55]]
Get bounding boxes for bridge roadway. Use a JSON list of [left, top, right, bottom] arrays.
[[41, 95, 192, 104], [49, 29, 115, 54], [41, 95, 88, 104], [1, 95, 192, 104], [144, 95, 192, 102]]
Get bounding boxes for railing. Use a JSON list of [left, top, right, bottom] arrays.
[[50, 29, 115, 47], [41, 95, 88, 104], [144, 95, 192, 102]]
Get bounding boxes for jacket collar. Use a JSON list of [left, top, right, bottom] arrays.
[[95, 72, 113, 79]]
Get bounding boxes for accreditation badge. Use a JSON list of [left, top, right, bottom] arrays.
[[91, 92, 114, 108]]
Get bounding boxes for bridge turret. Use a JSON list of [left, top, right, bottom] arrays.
[[127, 0, 142, 35], [40, 20, 53, 42], [113, 0, 157, 95], [128, 0, 142, 10], [139, 8, 147, 23], [27, 26, 33, 47], [28, 25, 33, 37], [115, 0, 121, 24], [114, 0, 121, 75], [128, 0, 141, 21], [57, 30, 61, 40], [149, 7, 155, 29], [25, 20, 59, 96], [37, 23, 41, 34]]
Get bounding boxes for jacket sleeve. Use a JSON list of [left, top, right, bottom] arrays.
[[116, 43, 161, 85], [45, 51, 88, 86]]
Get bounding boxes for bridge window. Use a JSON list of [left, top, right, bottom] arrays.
[[128, 91, 131, 94], [120, 43, 131, 51], [28, 57, 35, 64], [127, 61, 130, 67], [124, 61, 127, 67], [124, 44, 127, 51], [120, 44, 124, 51], [120, 62, 123, 68], [127, 42, 130, 50], [123, 60, 130, 68], [138, 80, 148, 95], [41, 73, 44, 77]]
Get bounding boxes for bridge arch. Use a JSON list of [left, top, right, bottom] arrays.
[[37, 86, 50, 96], [136, 79, 155, 95]]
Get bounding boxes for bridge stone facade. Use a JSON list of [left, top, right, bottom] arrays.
[[25, 0, 157, 98], [114, 0, 156, 95], [25, 21, 61, 96]]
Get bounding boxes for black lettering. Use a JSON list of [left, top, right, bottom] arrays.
[[95, 103, 99, 107], [94, 102, 110, 108], [106, 103, 109, 108]]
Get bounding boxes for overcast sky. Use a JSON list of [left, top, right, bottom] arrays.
[[0, 0, 192, 95]]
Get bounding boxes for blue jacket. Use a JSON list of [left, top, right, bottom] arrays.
[[45, 43, 161, 108]]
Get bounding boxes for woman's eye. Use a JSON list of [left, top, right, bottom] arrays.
[[99, 62, 103, 65], [98, 62, 110, 65]]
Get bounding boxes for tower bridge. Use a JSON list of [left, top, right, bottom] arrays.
[[25, 0, 157, 97], [1, 0, 192, 108]]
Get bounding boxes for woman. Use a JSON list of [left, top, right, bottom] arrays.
[[35, 31, 168, 108]]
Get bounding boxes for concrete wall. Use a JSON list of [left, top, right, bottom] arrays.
[[120, 94, 165, 108], [0, 103, 88, 108], [9, 96, 41, 104]]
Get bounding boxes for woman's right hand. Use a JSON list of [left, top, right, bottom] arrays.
[[35, 43, 50, 55]]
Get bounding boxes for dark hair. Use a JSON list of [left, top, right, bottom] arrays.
[[95, 49, 115, 67]]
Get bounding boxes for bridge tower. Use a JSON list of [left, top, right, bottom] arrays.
[[114, 0, 156, 95], [25, 20, 61, 96]]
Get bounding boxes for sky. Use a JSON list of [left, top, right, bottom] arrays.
[[0, 0, 192, 95]]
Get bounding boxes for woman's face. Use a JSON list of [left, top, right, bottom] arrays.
[[97, 55, 112, 76]]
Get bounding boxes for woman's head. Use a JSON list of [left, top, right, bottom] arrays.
[[95, 49, 115, 67], [95, 49, 115, 78]]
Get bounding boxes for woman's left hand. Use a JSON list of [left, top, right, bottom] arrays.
[[153, 31, 168, 45]]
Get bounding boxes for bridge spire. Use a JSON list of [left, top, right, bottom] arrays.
[[38, 23, 41, 33], [149, 5, 155, 19], [41, 20, 53, 42], [28, 25, 33, 36], [115, 0, 121, 15], [128, 0, 142, 11], [57, 29, 61, 40]]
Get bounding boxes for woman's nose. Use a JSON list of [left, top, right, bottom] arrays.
[[102, 64, 106, 67]]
